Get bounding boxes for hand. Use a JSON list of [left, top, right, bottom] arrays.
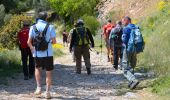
[[91, 44, 94, 48], [30, 46, 35, 53]]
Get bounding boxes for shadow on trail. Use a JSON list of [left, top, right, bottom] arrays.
[[0, 62, 154, 99]]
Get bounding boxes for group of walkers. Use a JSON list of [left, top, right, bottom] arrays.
[[103, 16, 145, 89], [17, 10, 144, 99]]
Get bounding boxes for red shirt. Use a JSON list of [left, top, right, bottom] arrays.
[[17, 27, 30, 49], [103, 23, 114, 39]]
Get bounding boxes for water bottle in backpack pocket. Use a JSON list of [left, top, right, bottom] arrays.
[[127, 25, 145, 54]]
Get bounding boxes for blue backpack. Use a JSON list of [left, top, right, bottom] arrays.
[[127, 25, 145, 53]]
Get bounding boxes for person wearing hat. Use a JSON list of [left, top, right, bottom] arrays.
[[70, 19, 94, 75], [17, 20, 35, 80]]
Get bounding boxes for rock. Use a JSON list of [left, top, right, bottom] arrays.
[[124, 92, 138, 99]]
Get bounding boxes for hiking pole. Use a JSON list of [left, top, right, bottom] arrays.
[[100, 33, 103, 61], [90, 48, 99, 55]]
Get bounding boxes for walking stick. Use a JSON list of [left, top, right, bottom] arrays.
[[100, 33, 103, 61]]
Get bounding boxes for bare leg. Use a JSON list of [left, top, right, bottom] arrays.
[[35, 68, 41, 87], [46, 71, 52, 92]]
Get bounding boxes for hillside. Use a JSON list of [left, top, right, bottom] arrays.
[[97, 0, 170, 98]]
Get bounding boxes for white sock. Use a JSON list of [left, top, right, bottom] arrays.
[[37, 86, 41, 91], [46, 86, 51, 92]]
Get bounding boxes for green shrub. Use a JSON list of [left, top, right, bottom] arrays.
[[82, 15, 100, 36], [0, 15, 32, 49], [0, 49, 21, 78]]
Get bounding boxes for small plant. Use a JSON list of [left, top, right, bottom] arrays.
[[158, 1, 167, 11]]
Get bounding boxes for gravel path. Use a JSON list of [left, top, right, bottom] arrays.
[[0, 48, 158, 100]]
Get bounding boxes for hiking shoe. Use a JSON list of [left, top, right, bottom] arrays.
[[34, 87, 42, 97], [87, 68, 91, 75], [107, 56, 110, 62], [76, 71, 81, 74], [45, 92, 51, 99], [129, 80, 140, 89], [24, 76, 29, 80], [128, 81, 133, 88]]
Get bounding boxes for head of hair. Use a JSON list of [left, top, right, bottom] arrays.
[[37, 11, 48, 21], [77, 19, 84, 26], [124, 16, 131, 22], [117, 21, 122, 25], [23, 20, 30, 27], [108, 19, 112, 23]]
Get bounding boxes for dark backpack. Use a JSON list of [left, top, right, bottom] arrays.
[[111, 27, 122, 45], [114, 28, 122, 45], [33, 23, 50, 51]]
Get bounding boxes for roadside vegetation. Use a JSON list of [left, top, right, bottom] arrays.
[[0, 0, 100, 79], [139, 0, 170, 97]]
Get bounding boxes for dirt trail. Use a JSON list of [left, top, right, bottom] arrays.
[[0, 47, 159, 100]]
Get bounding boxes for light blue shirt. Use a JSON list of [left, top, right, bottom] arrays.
[[29, 19, 56, 57]]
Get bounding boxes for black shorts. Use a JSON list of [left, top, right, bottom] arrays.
[[34, 57, 54, 71]]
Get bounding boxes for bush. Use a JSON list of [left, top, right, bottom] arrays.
[[82, 15, 100, 36], [0, 15, 32, 49], [0, 4, 5, 27], [0, 49, 21, 78]]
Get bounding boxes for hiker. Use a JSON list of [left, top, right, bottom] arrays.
[[121, 16, 144, 89], [68, 23, 77, 62], [27, 11, 56, 99], [103, 19, 115, 62], [70, 19, 94, 75], [63, 29, 68, 47], [109, 21, 123, 70], [17, 20, 34, 80]]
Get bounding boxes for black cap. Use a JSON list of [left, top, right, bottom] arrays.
[[77, 19, 84, 25]]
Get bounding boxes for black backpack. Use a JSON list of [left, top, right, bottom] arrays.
[[113, 27, 122, 45], [33, 23, 50, 51]]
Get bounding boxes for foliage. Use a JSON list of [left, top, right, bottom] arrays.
[[48, 0, 99, 23], [0, 15, 32, 49], [0, 5, 5, 26], [158, 1, 167, 11], [0, 49, 21, 78], [152, 75, 170, 96], [106, 10, 124, 23], [136, 1, 170, 97], [82, 15, 100, 36]]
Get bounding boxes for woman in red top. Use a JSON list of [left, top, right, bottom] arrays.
[[103, 20, 115, 62], [17, 21, 34, 80]]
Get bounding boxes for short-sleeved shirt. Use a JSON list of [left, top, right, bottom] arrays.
[[29, 19, 56, 57]]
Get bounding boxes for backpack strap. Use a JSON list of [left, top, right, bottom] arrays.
[[33, 25, 39, 34], [42, 23, 50, 37]]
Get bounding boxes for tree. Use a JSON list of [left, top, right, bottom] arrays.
[[0, 5, 5, 26], [48, 0, 100, 24]]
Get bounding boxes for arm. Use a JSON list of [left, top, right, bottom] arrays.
[[27, 26, 34, 52], [86, 28, 94, 48], [122, 28, 130, 45], [70, 29, 76, 50], [50, 26, 57, 44]]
